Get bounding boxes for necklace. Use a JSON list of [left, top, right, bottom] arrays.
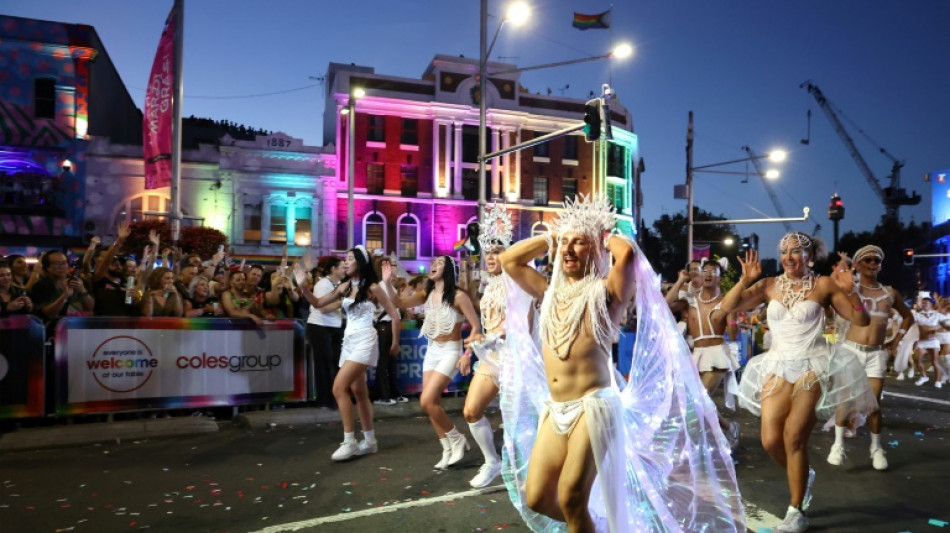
[[775, 271, 815, 309], [697, 289, 721, 304], [859, 282, 883, 291], [480, 274, 506, 334], [541, 276, 603, 360]]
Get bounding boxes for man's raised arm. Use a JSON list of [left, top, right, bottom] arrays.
[[499, 234, 549, 301]]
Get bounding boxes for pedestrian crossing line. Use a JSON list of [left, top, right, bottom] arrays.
[[249, 484, 508, 532], [743, 499, 783, 532], [884, 390, 950, 407], [251, 482, 778, 533]]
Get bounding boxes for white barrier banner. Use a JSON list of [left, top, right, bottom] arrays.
[[66, 327, 294, 402]]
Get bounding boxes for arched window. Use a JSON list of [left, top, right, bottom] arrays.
[[531, 221, 549, 238], [112, 193, 177, 228], [362, 212, 386, 253], [396, 213, 419, 260]]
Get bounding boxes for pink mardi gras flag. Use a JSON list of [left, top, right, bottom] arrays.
[[143, 5, 177, 190]]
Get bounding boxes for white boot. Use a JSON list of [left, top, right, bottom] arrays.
[[468, 417, 501, 487], [446, 427, 470, 466], [434, 437, 452, 470]]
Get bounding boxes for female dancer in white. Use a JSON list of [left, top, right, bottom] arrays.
[[459, 204, 512, 488], [296, 245, 400, 461], [720, 233, 878, 533], [395, 255, 483, 469]]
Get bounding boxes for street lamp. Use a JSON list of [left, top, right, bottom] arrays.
[[478, 1, 530, 227], [684, 111, 787, 263], [341, 87, 365, 249]]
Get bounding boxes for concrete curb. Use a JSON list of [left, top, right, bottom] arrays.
[[235, 396, 467, 430], [0, 396, 472, 452], [0, 417, 219, 452]]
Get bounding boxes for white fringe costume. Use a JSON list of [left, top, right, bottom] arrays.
[[499, 194, 744, 532]]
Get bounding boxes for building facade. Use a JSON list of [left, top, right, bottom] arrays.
[[324, 56, 642, 273], [0, 15, 139, 251]]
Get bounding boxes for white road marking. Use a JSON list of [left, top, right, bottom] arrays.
[[884, 390, 950, 407], [250, 484, 507, 532], [743, 499, 783, 532], [251, 481, 779, 533]]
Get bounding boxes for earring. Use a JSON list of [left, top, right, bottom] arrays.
[[808, 260, 814, 268]]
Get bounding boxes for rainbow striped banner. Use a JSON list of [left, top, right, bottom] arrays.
[[573, 10, 611, 30]]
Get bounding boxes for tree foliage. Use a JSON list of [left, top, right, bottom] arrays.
[[120, 220, 228, 260], [639, 206, 739, 282]]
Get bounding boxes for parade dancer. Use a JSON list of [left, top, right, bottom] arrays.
[[296, 246, 401, 461], [912, 296, 942, 386], [457, 204, 512, 488], [720, 233, 878, 532], [394, 255, 482, 470], [935, 297, 950, 387], [666, 257, 741, 448], [500, 194, 744, 532], [826, 245, 913, 471]]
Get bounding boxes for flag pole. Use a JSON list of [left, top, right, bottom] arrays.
[[169, 0, 184, 244]]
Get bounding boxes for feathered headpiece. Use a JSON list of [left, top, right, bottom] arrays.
[[478, 203, 513, 252], [551, 193, 616, 279]]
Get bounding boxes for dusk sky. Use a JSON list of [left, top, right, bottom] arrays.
[[5, 0, 949, 261]]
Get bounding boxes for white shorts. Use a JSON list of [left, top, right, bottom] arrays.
[[918, 338, 941, 350], [423, 339, 461, 379], [938, 332, 950, 345], [841, 340, 888, 379], [691, 343, 739, 373], [339, 325, 379, 367]]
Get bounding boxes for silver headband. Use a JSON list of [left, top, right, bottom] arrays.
[[354, 245, 370, 263]]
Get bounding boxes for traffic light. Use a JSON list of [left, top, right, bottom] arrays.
[[903, 248, 914, 265], [583, 98, 611, 142]]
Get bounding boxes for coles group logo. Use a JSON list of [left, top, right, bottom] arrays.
[[87, 336, 158, 393]]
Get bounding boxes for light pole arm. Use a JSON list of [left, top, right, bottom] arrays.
[[480, 123, 586, 163], [692, 207, 810, 225], [692, 154, 766, 170], [491, 53, 613, 75]]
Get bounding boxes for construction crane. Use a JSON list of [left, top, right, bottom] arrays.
[[742, 145, 793, 232], [800, 81, 920, 221]]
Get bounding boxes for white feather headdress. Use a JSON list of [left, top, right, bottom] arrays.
[[478, 203, 513, 251]]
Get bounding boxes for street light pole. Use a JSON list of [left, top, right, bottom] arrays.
[[478, 0, 488, 226], [686, 111, 694, 265], [346, 97, 355, 249]]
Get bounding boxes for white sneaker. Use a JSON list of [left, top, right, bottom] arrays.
[[896, 372, 905, 381], [395, 396, 410, 403], [373, 399, 396, 406], [915, 376, 930, 386], [775, 506, 809, 533], [907, 367, 915, 378], [870, 447, 888, 471], [357, 439, 378, 455], [331, 441, 360, 461], [469, 461, 502, 488], [802, 468, 815, 511], [827, 442, 846, 466], [937, 381, 944, 389]]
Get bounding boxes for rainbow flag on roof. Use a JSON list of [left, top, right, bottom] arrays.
[[572, 10, 611, 30]]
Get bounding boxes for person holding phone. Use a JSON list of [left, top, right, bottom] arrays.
[[0, 261, 33, 316], [30, 251, 93, 320]]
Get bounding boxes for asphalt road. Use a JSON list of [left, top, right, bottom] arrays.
[[1, 377, 948, 533]]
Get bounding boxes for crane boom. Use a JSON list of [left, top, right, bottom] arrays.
[[742, 146, 792, 231], [800, 81, 920, 221]]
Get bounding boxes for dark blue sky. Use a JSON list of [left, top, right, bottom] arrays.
[[7, 0, 949, 260]]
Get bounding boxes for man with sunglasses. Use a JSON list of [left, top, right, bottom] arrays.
[[827, 245, 914, 471]]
